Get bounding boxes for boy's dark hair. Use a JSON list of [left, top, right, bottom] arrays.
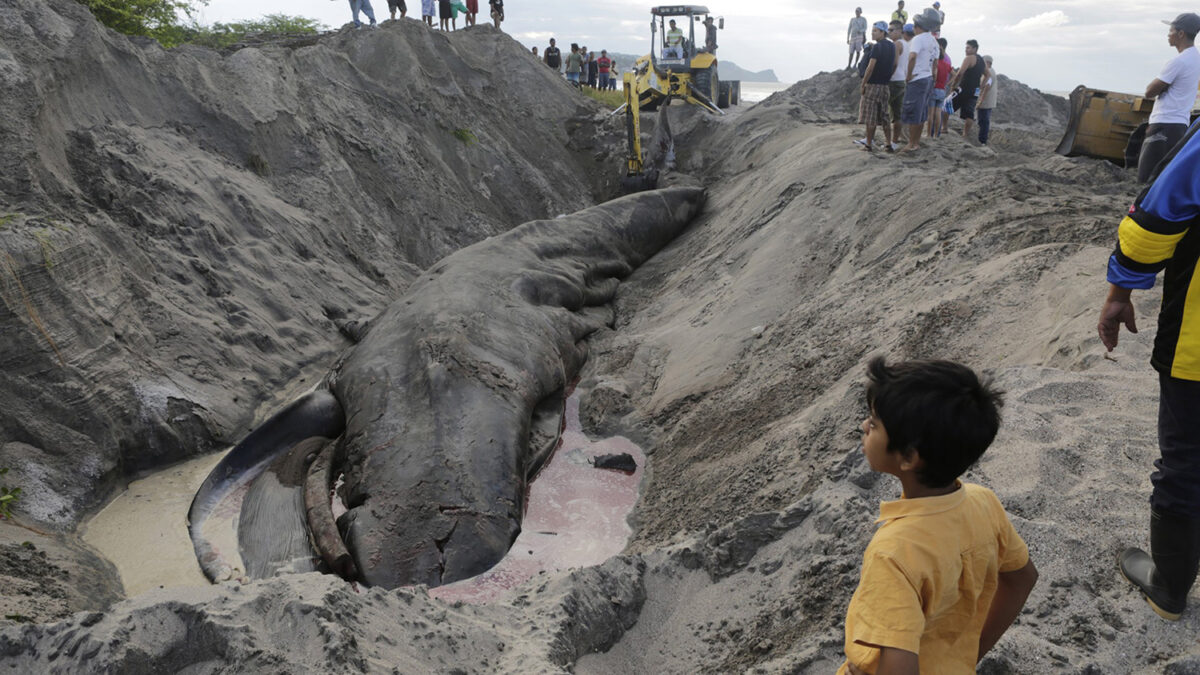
[[865, 356, 1004, 488], [889, 19, 903, 29], [937, 37, 947, 48], [966, 39, 979, 49]]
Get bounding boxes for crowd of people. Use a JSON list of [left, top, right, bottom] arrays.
[[341, 0, 504, 31], [849, 3, 996, 153], [837, 8, 1200, 674], [538, 38, 620, 91]]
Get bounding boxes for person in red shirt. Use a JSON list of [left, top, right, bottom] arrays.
[[928, 37, 952, 137], [597, 50, 613, 90]]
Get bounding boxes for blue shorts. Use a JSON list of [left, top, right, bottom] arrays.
[[900, 77, 933, 124], [566, 72, 580, 83], [931, 88, 947, 106]]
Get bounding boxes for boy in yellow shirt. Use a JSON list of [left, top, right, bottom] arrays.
[[839, 357, 1038, 674]]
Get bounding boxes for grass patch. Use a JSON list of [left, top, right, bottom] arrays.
[[247, 152, 271, 177], [0, 467, 20, 520], [32, 230, 55, 269], [452, 128, 477, 145], [581, 87, 625, 108], [0, 214, 17, 229]]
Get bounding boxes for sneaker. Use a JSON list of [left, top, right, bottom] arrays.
[[853, 138, 869, 146], [890, 142, 900, 152]]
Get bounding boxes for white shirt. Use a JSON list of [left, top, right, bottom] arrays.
[[891, 38, 910, 82], [1149, 46, 1200, 125], [908, 32, 938, 80]]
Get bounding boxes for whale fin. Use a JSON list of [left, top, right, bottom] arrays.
[[188, 388, 345, 583]]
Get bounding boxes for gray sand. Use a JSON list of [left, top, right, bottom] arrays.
[[0, 0, 1190, 672]]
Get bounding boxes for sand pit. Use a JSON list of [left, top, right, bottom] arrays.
[[1, 0, 1195, 672]]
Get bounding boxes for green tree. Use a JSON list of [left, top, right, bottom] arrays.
[[77, 1, 325, 49], [77, 0, 208, 47]]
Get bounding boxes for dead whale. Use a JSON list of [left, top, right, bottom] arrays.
[[188, 186, 706, 589]]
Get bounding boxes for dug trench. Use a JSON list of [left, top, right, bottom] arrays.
[[1, 0, 1197, 672]]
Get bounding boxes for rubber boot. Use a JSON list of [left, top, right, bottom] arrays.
[[1119, 508, 1200, 620]]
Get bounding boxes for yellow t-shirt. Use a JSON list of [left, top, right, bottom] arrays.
[[837, 482, 1029, 674]]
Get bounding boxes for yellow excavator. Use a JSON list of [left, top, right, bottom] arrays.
[[619, 5, 739, 192], [1056, 84, 1200, 165]]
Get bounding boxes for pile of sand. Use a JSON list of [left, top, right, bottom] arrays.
[[0, 0, 622, 535], [2, 1, 1194, 672]]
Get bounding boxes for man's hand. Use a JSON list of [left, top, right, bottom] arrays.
[[1098, 284, 1137, 351]]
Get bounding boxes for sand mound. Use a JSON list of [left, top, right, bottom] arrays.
[[0, 0, 621, 535], [1, 0, 1192, 672]]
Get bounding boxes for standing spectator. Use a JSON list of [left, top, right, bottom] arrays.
[[438, 0, 451, 30], [857, 21, 895, 152], [387, 0, 406, 21], [421, 0, 434, 27], [898, 9, 940, 153], [610, 63, 619, 90], [587, 52, 599, 89], [1136, 13, 1200, 183], [544, 38, 562, 74], [887, 21, 910, 151], [947, 39, 986, 140], [703, 16, 718, 53], [531, 46, 538, 57], [1100, 123, 1200, 623], [597, 50, 613, 90], [489, 0, 503, 29], [977, 55, 997, 145], [465, 0, 477, 26], [933, 1, 944, 36], [891, 1, 907, 25], [349, 0, 378, 28], [835, 357, 1037, 674], [928, 37, 952, 137], [565, 43, 583, 85], [848, 8, 868, 71]]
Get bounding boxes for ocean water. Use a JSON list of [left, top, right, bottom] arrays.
[[739, 81, 793, 103]]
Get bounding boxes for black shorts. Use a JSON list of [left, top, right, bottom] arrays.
[[388, 0, 405, 10], [439, 0, 451, 18], [954, 94, 977, 120]]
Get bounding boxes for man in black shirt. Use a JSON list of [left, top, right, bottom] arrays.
[[948, 39, 986, 140], [858, 21, 895, 152], [544, 38, 562, 75]]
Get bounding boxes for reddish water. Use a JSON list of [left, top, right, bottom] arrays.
[[430, 391, 645, 603]]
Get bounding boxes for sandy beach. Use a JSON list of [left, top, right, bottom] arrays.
[[0, 0, 1192, 672]]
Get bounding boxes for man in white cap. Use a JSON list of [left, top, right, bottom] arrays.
[[848, 7, 868, 70], [898, 9, 940, 152], [1137, 13, 1200, 183]]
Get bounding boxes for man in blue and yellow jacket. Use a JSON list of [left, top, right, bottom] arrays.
[[1100, 121, 1200, 621]]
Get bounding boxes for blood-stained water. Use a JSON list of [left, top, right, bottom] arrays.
[[430, 391, 645, 604]]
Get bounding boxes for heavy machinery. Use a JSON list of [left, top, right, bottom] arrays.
[[618, 5, 739, 192], [1056, 84, 1200, 165]]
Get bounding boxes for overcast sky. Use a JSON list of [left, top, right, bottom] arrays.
[[198, 1, 1191, 93]]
